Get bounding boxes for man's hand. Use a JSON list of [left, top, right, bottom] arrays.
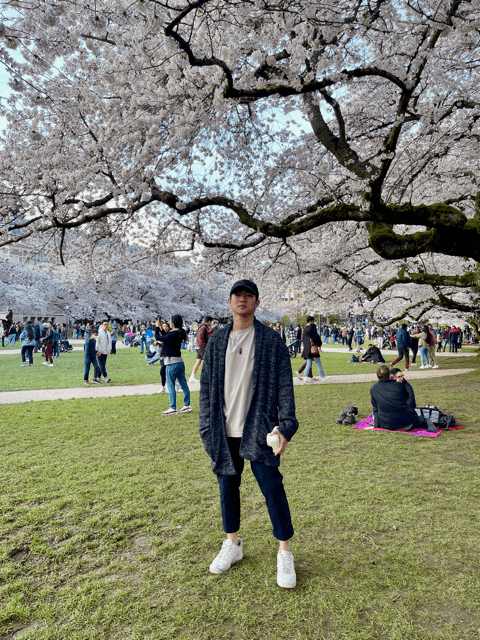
[[269, 429, 287, 456]]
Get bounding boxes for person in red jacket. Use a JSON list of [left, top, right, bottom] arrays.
[[189, 316, 213, 382]]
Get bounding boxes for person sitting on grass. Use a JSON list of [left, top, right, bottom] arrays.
[[359, 344, 385, 364], [145, 340, 160, 365], [370, 364, 435, 432], [390, 367, 416, 407]]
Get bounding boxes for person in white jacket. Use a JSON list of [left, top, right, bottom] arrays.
[[96, 320, 112, 382]]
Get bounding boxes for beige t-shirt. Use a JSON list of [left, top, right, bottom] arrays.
[[224, 323, 255, 438]]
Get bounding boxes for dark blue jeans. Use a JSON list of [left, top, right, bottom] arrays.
[[217, 437, 294, 541], [21, 345, 34, 364], [166, 361, 190, 409], [84, 357, 100, 381], [96, 354, 108, 378]]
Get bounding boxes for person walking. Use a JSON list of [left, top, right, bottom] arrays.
[[416, 325, 432, 369], [96, 320, 112, 382], [33, 322, 41, 353], [139, 324, 147, 354], [199, 279, 299, 588], [20, 321, 35, 367], [84, 329, 101, 384], [301, 316, 331, 383], [355, 326, 364, 352], [155, 321, 172, 394], [189, 316, 213, 382], [449, 326, 459, 353], [42, 323, 55, 366], [346, 325, 354, 351], [111, 323, 118, 355], [5, 323, 17, 348], [391, 323, 411, 370]]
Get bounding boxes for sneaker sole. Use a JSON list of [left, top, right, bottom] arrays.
[[277, 575, 297, 588], [209, 552, 243, 574]]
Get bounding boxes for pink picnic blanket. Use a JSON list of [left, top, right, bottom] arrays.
[[354, 415, 463, 437]]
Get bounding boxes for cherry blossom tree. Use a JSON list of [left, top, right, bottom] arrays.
[[1, 0, 479, 319], [0, 255, 232, 321]]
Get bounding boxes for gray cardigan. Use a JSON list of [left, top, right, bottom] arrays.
[[199, 318, 299, 475]]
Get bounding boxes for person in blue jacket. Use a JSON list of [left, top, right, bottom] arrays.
[[84, 329, 101, 384], [20, 321, 35, 366], [199, 279, 298, 589], [391, 323, 412, 369]]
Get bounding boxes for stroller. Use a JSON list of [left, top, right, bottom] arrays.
[[287, 341, 300, 358], [381, 336, 391, 350], [129, 334, 141, 348]]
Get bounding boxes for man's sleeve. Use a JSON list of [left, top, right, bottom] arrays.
[[198, 337, 213, 445], [371, 387, 379, 428], [276, 342, 299, 441]]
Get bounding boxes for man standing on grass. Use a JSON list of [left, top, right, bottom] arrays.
[[96, 320, 112, 383], [199, 279, 299, 588]]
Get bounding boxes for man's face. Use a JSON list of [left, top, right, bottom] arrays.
[[228, 289, 259, 317], [102, 322, 108, 330], [392, 372, 404, 383]]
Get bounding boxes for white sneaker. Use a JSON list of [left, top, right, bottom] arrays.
[[179, 405, 192, 413], [303, 377, 315, 383], [318, 376, 331, 382], [47, 363, 54, 367], [162, 408, 177, 415], [209, 538, 243, 574], [20, 363, 27, 367], [425, 364, 432, 368], [432, 365, 439, 369], [419, 365, 425, 369], [410, 363, 418, 366], [189, 375, 197, 383], [295, 372, 302, 380], [42, 362, 49, 366], [157, 387, 166, 394], [277, 550, 296, 588]]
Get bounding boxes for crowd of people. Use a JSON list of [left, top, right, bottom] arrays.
[[0, 320, 71, 366]]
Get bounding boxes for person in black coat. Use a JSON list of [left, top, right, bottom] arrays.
[[371, 365, 433, 431], [359, 344, 385, 364], [390, 367, 416, 407], [300, 316, 330, 382], [199, 279, 298, 587]]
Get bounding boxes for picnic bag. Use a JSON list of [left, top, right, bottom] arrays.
[[415, 406, 456, 428]]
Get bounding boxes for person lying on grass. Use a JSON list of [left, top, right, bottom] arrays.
[[370, 364, 435, 432]]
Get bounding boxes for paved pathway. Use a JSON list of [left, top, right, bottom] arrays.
[[0, 342, 477, 357], [0, 368, 474, 405]]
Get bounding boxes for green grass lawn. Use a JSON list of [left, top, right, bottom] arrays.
[[1, 355, 479, 639], [0, 344, 477, 393]]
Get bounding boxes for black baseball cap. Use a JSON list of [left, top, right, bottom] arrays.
[[229, 279, 259, 299]]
